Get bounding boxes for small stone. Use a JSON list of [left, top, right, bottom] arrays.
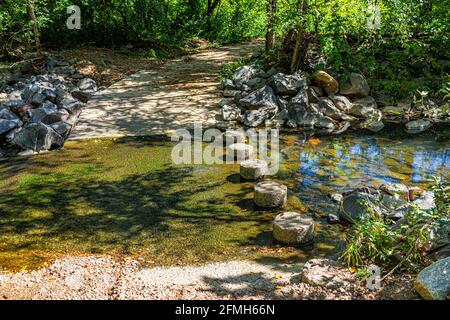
[[254, 181, 287, 208], [327, 213, 340, 224], [365, 120, 385, 132], [273, 212, 315, 246], [240, 159, 269, 180], [77, 78, 97, 91]]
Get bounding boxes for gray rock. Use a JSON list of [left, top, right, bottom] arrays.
[[233, 66, 258, 88], [30, 101, 58, 123], [221, 79, 236, 90], [318, 97, 346, 120], [222, 90, 241, 98], [415, 257, 450, 300], [331, 95, 353, 113], [240, 86, 279, 111], [21, 83, 40, 101], [242, 107, 277, 127], [60, 98, 85, 116], [222, 104, 241, 121], [307, 87, 320, 103], [380, 183, 410, 201], [41, 88, 57, 102], [349, 96, 379, 118], [273, 212, 315, 246], [12, 123, 64, 151], [339, 73, 370, 98], [339, 190, 381, 223], [71, 90, 92, 103], [49, 121, 73, 137], [269, 73, 307, 96], [413, 191, 436, 211], [77, 78, 98, 91], [327, 213, 340, 224], [0, 108, 21, 121], [29, 92, 46, 106], [405, 119, 432, 134], [247, 77, 263, 87], [365, 120, 385, 132], [3, 99, 25, 109], [0, 119, 21, 135]]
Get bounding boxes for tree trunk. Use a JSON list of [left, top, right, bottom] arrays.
[[290, 0, 308, 73], [265, 0, 278, 57], [27, 0, 41, 54]]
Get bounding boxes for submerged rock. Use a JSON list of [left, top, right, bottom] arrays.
[[405, 119, 432, 134], [415, 257, 450, 300]]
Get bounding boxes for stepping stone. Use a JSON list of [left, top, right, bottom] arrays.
[[240, 159, 268, 180], [226, 143, 254, 162], [254, 181, 287, 208], [223, 130, 246, 144], [273, 212, 315, 246]]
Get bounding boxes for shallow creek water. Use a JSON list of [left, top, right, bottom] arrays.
[[0, 128, 448, 271]]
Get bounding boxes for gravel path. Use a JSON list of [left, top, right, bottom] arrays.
[[0, 255, 418, 300], [70, 42, 262, 140]]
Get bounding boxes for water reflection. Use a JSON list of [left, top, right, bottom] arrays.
[[280, 130, 450, 216]]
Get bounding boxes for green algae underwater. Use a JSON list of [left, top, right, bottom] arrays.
[[0, 129, 448, 272]]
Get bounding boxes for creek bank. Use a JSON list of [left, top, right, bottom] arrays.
[[0, 56, 99, 157], [217, 66, 449, 134]]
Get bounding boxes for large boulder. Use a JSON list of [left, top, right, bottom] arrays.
[[312, 71, 339, 96], [233, 66, 258, 88], [415, 257, 450, 300], [269, 73, 307, 96], [273, 212, 315, 246], [239, 85, 279, 111], [12, 123, 64, 151], [0, 119, 21, 135], [339, 73, 370, 98], [339, 189, 382, 223]]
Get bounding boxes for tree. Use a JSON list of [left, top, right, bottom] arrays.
[[265, 0, 277, 57], [27, 0, 41, 54]]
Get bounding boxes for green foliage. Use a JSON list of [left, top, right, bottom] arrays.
[[342, 177, 449, 271], [0, 0, 267, 58]]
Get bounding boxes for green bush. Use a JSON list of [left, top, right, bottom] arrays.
[[342, 177, 449, 272]]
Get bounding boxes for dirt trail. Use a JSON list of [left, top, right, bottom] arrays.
[[70, 42, 262, 140]]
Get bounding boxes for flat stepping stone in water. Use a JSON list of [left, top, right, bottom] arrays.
[[223, 130, 246, 144], [240, 159, 268, 180], [273, 212, 315, 246], [226, 143, 254, 162], [254, 181, 287, 208]]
